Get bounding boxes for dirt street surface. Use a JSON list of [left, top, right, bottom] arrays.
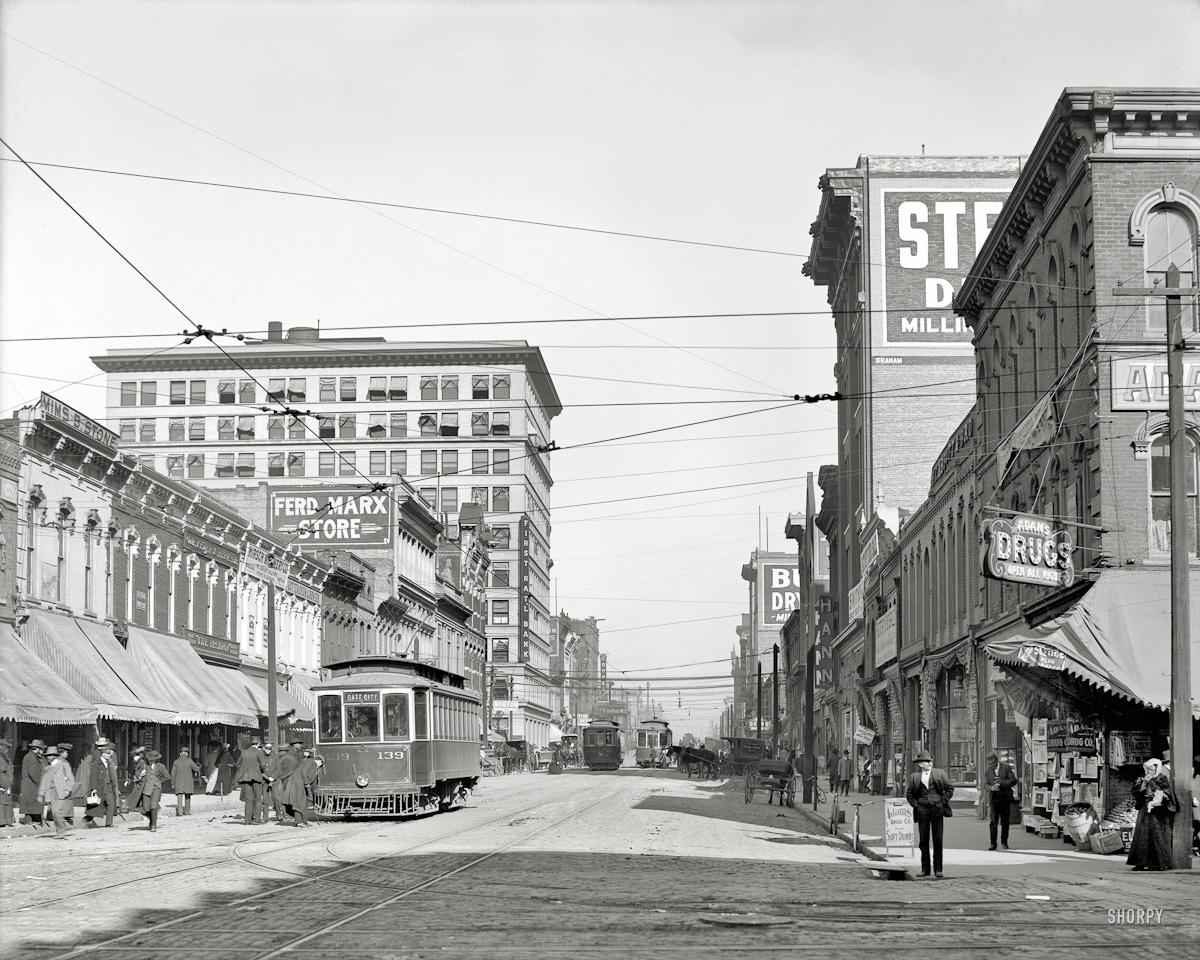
[[2, 768, 1197, 960]]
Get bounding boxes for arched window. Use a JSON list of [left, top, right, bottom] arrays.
[[1069, 223, 1083, 348], [1144, 207, 1197, 333], [1149, 432, 1200, 556]]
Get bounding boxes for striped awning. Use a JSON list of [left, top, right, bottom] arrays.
[[0, 629, 98, 725], [22, 610, 176, 723], [234, 670, 316, 725], [125, 626, 260, 727]]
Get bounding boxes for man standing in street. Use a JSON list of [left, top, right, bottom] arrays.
[[837, 750, 852, 796], [262, 741, 283, 823], [236, 736, 267, 825], [20, 740, 46, 827], [88, 739, 119, 828], [37, 745, 76, 839], [906, 749, 954, 879], [171, 747, 201, 817], [300, 744, 319, 819], [984, 751, 1017, 850]]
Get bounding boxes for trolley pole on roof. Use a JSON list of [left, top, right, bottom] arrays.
[[1114, 263, 1196, 869]]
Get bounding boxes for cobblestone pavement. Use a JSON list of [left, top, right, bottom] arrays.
[[2, 768, 1197, 960]]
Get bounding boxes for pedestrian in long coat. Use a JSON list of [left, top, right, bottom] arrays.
[[20, 740, 47, 826], [275, 743, 309, 827], [171, 748, 201, 817], [262, 742, 282, 823], [131, 750, 170, 832], [0, 739, 15, 827], [37, 745, 76, 838], [235, 738, 267, 825], [1127, 758, 1178, 871], [216, 743, 237, 796], [72, 743, 95, 811], [300, 746, 319, 811], [87, 741, 120, 828]]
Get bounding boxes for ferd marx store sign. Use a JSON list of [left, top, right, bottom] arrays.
[[269, 487, 395, 548], [981, 514, 1074, 589]]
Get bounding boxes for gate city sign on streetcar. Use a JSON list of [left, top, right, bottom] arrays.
[[980, 514, 1074, 588]]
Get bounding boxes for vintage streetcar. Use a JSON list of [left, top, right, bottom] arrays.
[[581, 719, 622, 771], [635, 718, 672, 768], [312, 657, 480, 818]]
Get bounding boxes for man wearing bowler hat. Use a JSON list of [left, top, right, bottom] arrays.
[[906, 749, 954, 878], [37, 745, 76, 838], [984, 751, 1017, 850], [20, 740, 47, 827], [88, 739, 119, 828], [236, 736, 267, 825]]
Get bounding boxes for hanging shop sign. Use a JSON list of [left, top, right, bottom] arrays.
[[854, 725, 877, 745], [1016, 641, 1066, 672], [980, 514, 1074, 588], [1047, 719, 1098, 755]]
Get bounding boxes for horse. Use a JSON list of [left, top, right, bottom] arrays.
[[668, 745, 716, 779]]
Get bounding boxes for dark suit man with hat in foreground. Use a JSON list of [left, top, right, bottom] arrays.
[[236, 736, 267, 825], [20, 740, 47, 826], [906, 749, 954, 878]]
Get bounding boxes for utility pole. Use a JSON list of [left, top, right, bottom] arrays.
[[266, 579, 278, 750], [1114, 262, 1196, 868], [772, 643, 780, 757], [756, 661, 763, 740]]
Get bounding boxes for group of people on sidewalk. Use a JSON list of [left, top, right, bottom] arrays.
[[234, 735, 321, 827]]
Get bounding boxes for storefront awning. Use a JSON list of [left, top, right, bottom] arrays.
[[983, 569, 1200, 717], [1, 629, 98, 725], [548, 723, 566, 742], [287, 672, 317, 716], [234, 671, 316, 725], [22, 610, 177, 723], [125, 626, 260, 727]]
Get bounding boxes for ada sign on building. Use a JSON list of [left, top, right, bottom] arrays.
[[269, 487, 395, 547], [980, 514, 1074, 588]]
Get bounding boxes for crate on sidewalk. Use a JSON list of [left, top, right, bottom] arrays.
[[1091, 831, 1124, 855], [1038, 823, 1060, 839]]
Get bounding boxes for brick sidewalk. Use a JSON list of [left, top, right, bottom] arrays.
[[0, 791, 243, 839]]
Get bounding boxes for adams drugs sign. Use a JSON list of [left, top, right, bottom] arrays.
[[269, 487, 395, 547], [981, 514, 1074, 588]]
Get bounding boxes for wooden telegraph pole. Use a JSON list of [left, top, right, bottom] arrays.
[[1115, 263, 1197, 868], [756, 661, 763, 741], [772, 643, 780, 757]]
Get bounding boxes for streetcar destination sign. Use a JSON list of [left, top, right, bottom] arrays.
[[981, 514, 1074, 588]]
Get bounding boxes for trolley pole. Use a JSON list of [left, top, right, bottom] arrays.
[[1114, 263, 1195, 869], [756, 661, 763, 740], [772, 643, 780, 757]]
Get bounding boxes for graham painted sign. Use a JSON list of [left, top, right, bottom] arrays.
[[269, 487, 395, 547], [981, 514, 1074, 588], [879, 190, 1006, 345]]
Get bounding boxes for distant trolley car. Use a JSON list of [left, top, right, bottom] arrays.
[[635, 719, 672, 768], [581, 719, 622, 770], [312, 657, 480, 818]]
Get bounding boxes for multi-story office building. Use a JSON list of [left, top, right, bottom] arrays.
[[93, 327, 562, 747]]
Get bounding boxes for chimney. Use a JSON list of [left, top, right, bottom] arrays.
[[267, 321, 283, 341], [288, 326, 319, 342]]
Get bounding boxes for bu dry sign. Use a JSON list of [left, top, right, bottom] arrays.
[[269, 487, 395, 547], [980, 514, 1074, 588]]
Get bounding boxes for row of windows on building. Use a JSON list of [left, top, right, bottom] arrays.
[[119, 374, 513, 407], [118, 411, 513, 442], [141, 446, 510, 476]]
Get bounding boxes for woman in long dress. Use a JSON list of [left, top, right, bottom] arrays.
[[1127, 758, 1178, 871]]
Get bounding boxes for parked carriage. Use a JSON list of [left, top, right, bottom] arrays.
[[743, 757, 797, 807], [635, 718, 672, 768], [719, 736, 768, 776], [311, 657, 480, 818], [559, 734, 580, 766], [581, 719, 622, 770]]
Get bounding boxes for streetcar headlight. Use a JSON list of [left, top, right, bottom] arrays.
[[355, 773, 370, 788]]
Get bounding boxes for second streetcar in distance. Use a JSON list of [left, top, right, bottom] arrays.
[[581, 719, 622, 771], [635, 718, 672, 768]]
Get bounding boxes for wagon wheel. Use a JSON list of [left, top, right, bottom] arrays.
[[785, 774, 796, 809], [743, 764, 758, 804]]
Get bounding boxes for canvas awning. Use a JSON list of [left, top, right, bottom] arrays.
[[287, 672, 317, 716], [22, 610, 177, 723], [548, 723, 566, 742], [125, 626, 260, 727], [0, 629, 98, 725], [983, 568, 1200, 717], [234, 671, 316, 724]]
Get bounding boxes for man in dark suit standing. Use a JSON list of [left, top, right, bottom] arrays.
[[236, 736, 267, 825], [906, 749, 954, 879], [984, 751, 1017, 850]]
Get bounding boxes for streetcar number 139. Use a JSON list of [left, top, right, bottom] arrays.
[[377, 751, 405, 760]]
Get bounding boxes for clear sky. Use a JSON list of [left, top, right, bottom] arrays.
[[2, 0, 1197, 735]]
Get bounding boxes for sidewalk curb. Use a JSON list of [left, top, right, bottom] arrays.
[[790, 800, 892, 865]]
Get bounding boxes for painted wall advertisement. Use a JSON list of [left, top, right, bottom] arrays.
[[268, 487, 395, 547], [761, 562, 801, 626], [877, 189, 1006, 346]]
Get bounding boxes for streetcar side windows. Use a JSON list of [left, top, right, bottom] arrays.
[[318, 694, 343, 743], [383, 692, 410, 741]]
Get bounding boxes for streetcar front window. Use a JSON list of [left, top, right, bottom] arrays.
[[317, 695, 342, 743], [345, 704, 380, 742], [383, 692, 410, 740]]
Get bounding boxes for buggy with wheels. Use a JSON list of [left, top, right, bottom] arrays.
[[720, 736, 768, 778], [743, 757, 797, 807]]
